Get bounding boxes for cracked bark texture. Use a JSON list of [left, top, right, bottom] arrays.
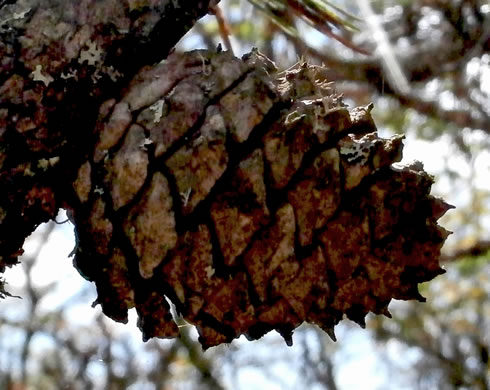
[[1, 1, 451, 348], [0, 0, 215, 279]]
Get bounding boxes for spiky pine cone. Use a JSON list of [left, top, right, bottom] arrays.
[[66, 49, 452, 348], [0, 46, 451, 348]]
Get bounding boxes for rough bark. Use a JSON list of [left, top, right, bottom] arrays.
[[0, 0, 214, 273], [1, 1, 451, 347]]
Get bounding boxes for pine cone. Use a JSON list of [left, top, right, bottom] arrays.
[[67, 49, 452, 347], [0, 46, 451, 347]]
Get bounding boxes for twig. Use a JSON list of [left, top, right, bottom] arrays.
[[209, 3, 234, 54]]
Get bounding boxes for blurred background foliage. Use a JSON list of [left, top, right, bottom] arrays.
[[1, 0, 489, 389]]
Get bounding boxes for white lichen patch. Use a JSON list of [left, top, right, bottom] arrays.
[[0, 6, 31, 26], [31, 65, 54, 86], [139, 138, 154, 150], [106, 66, 123, 82], [91, 69, 103, 83], [37, 159, 47, 170], [339, 133, 377, 164], [49, 156, 60, 166], [13, 8, 31, 20], [60, 69, 78, 80], [149, 99, 164, 123], [37, 156, 59, 170], [180, 188, 192, 207], [79, 41, 104, 66], [22, 164, 35, 177], [204, 265, 215, 278], [94, 186, 104, 195]]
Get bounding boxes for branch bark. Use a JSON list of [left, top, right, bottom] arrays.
[[0, 0, 215, 269]]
